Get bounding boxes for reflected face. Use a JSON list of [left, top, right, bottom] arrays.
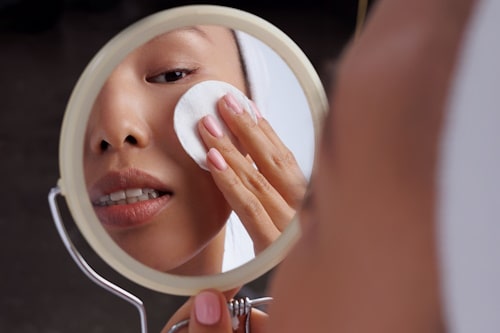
[[268, 0, 474, 332], [84, 26, 248, 275]]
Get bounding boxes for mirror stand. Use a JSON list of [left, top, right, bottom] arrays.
[[49, 186, 273, 333], [48, 186, 149, 333], [167, 296, 273, 333]]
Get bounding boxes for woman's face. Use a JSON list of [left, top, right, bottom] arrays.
[[84, 26, 247, 275], [267, 0, 474, 331]]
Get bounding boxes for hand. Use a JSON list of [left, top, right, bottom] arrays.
[[161, 289, 269, 333], [198, 93, 307, 253]]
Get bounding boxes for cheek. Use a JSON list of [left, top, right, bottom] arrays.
[[83, 153, 98, 188], [149, 91, 178, 130], [184, 170, 231, 226], [83, 109, 104, 187], [152, 91, 196, 165]]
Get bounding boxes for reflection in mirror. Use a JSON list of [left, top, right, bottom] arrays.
[[83, 25, 314, 276]]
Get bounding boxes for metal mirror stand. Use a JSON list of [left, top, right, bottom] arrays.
[[48, 186, 149, 333], [48, 186, 273, 333]]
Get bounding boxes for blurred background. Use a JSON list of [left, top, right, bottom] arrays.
[[0, 0, 372, 331]]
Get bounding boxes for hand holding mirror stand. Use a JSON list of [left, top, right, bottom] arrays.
[[47, 5, 327, 333], [48, 186, 272, 333]]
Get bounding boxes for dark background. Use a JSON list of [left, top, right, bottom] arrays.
[[0, 0, 370, 331]]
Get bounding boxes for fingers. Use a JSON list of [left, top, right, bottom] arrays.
[[218, 94, 307, 208], [204, 140, 293, 229], [162, 290, 233, 333], [248, 308, 270, 333], [199, 116, 291, 252], [205, 147, 283, 253], [197, 93, 307, 252], [189, 290, 234, 333], [162, 297, 193, 333]]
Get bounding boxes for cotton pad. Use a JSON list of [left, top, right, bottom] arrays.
[[174, 80, 257, 170]]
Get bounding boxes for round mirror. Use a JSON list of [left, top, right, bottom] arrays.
[[57, 5, 327, 295]]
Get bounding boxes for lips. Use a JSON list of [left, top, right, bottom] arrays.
[[95, 188, 163, 206], [88, 168, 173, 229]]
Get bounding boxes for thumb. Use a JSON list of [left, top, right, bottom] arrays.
[[189, 290, 234, 333]]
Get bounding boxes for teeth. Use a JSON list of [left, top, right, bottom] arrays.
[[127, 197, 138, 204], [95, 188, 163, 206], [125, 188, 142, 197], [110, 191, 126, 201], [138, 193, 149, 201]]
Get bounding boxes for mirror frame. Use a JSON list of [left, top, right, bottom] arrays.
[[57, 4, 328, 295]]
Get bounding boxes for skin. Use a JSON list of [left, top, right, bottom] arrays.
[[199, 97, 306, 254], [84, 26, 247, 275], [162, 0, 477, 331], [84, 25, 306, 276]]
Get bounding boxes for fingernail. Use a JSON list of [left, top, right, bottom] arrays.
[[202, 115, 223, 138], [224, 93, 243, 114], [194, 291, 221, 326], [250, 100, 263, 119], [207, 148, 228, 171]]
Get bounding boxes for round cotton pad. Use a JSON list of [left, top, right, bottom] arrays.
[[174, 80, 257, 170]]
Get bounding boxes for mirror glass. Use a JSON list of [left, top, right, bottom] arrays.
[[58, 5, 327, 295], [83, 25, 316, 276]]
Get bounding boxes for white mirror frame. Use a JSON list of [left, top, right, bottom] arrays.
[[57, 4, 328, 296]]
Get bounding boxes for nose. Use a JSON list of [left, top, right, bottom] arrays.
[[87, 75, 151, 153]]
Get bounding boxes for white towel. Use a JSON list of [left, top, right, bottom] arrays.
[[438, 0, 500, 331]]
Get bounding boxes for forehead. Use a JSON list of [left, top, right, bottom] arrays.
[[143, 25, 235, 49], [114, 24, 242, 76]]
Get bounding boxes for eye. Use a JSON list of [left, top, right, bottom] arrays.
[[147, 68, 195, 84]]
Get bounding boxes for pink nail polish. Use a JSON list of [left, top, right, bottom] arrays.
[[202, 115, 223, 138], [207, 148, 228, 171], [194, 291, 221, 326], [224, 93, 243, 114]]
